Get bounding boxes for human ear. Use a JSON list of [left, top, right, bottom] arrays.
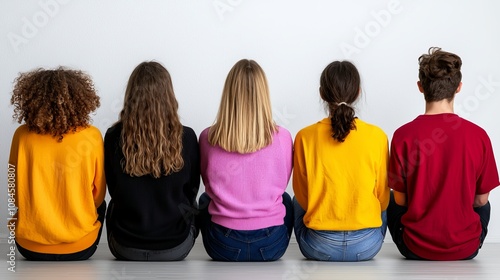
[[455, 82, 462, 94], [417, 81, 424, 93]]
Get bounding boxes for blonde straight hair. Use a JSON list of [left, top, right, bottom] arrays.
[[119, 61, 184, 178], [208, 59, 277, 153]]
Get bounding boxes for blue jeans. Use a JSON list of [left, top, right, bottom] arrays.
[[198, 192, 293, 261], [293, 197, 387, 261]]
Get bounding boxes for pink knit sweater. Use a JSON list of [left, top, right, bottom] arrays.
[[199, 126, 293, 230]]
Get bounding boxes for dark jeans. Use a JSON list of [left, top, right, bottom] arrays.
[[106, 200, 197, 261], [17, 201, 107, 261], [197, 192, 293, 261], [387, 192, 490, 260], [108, 226, 197, 261]]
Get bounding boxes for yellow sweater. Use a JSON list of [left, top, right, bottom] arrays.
[[9, 125, 106, 254], [293, 118, 389, 231]]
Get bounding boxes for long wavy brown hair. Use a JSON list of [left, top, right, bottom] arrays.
[[119, 61, 184, 178], [11, 67, 100, 141]]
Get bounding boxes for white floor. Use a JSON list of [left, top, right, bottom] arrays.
[[3, 241, 499, 280]]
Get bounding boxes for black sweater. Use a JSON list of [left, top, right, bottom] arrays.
[[104, 123, 200, 250]]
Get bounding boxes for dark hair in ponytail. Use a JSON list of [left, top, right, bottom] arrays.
[[320, 61, 360, 142]]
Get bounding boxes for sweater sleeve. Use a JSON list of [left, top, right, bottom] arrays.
[[376, 135, 390, 211], [292, 131, 308, 210], [199, 128, 211, 194], [388, 134, 406, 193], [103, 126, 117, 197], [91, 128, 106, 207], [476, 132, 500, 194], [280, 127, 293, 191], [184, 127, 200, 206]]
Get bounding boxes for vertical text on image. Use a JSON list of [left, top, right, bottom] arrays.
[[7, 163, 17, 273]]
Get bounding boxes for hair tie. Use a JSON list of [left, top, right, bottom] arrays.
[[335, 102, 349, 107]]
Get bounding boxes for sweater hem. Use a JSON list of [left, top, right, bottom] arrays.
[[15, 224, 101, 254], [211, 216, 284, 231]]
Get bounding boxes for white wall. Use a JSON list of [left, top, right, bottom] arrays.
[[1, 0, 499, 242]]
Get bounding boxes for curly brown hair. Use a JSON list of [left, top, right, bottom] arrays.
[[11, 67, 100, 141]]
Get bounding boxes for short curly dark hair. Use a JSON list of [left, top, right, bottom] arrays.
[[11, 67, 100, 141], [418, 47, 462, 102]]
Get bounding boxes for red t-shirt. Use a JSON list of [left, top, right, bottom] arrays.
[[389, 114, 499, 260]]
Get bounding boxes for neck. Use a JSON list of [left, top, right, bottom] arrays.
[[425, 99, 454, 115]]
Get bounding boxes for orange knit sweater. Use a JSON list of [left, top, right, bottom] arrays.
[[9, 125, 106, 254]]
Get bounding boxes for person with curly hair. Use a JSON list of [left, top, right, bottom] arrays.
[[104, 61, 200, 261], [9, 67, 106, 261], [387, 47, 500, 260]]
